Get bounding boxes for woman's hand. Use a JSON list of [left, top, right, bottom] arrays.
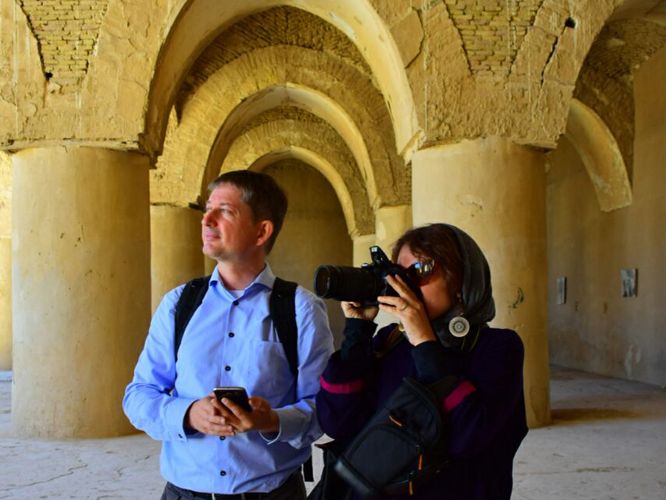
[[341, 301, 379, 321], [378, 274, 436, 346]]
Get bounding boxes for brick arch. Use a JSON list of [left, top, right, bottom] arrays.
[[221, 119, 373, 236], [144, 0, 417, 160], [563, 99, 632, 212], [152, 46, 407, 209], [250, 148, 363, 239], [205, 84, 379, 210]]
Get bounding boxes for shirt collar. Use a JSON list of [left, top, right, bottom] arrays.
[[209, 263, 277, 298]]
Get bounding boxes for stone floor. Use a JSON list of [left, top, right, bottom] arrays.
[[0, 366, 664, 499]]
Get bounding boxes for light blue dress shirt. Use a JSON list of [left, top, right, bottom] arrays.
[[123, 264, 334, 493]]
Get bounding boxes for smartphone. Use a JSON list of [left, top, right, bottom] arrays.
[[213, 386, 252, 412]]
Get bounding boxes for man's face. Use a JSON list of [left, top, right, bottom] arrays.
[[201, 183, 264, 263]]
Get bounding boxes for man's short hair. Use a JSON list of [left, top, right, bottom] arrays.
[[208, 170, 288, 253]]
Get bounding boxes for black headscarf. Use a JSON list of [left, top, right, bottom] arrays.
[[431, 224, 495, 351]]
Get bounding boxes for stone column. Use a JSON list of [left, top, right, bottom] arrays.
[[352, 233, 375, 266], [0, 151, 11, 370], [12, 147, 151, 437], [374, 204, 412, 255], [412, 137, 550, 427], [150, 205, 205, 312]]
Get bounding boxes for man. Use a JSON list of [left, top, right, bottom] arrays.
[[123, 170, 334, 499]]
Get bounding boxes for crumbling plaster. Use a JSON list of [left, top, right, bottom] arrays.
[[374, 0, 626, 148], [1, 0, 639, 157], [0, 0, 179, 149]]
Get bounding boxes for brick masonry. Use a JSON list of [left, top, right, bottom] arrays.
[[18, 0, 108, 93]]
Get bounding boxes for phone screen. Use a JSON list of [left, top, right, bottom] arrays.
[[213, 387, 252, 412]]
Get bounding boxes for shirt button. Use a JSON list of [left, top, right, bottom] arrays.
[[232, 300, 239, 306], [219, 436, 225, 441], [225, 365, 231, 371], [219, 470, 227, 476], [228, 332, 235, 338]]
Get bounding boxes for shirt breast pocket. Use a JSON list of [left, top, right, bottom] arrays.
[[241, 338, 294, 403]]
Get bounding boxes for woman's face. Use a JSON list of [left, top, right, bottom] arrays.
[[397, 245, 454, 320]]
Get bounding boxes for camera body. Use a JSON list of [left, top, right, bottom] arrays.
[[313, 246, 422, 305]]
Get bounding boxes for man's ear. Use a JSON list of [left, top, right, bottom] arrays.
[[255, 220, 274, 248]]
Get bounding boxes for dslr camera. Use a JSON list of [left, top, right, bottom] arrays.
[[313, 246, 422, 305]]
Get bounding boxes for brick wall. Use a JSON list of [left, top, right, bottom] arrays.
[[19, 0, 108, 92], [445, 0, 543, 78]]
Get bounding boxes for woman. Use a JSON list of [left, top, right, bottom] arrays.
[[316, 223, 528, 499]]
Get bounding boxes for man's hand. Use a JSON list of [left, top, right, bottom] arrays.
[[185, 393, 237, 436], [212, 395, 280, 434]]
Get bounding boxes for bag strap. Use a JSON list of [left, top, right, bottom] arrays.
[[270, 277, 299, 377], [269, 278, 314, 482], [174, 275, 211, 360]]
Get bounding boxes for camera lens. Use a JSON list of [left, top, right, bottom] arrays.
[[313, 265, 338, 298], [313, 265, 383, 302]]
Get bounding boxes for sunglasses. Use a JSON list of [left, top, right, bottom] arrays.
[[406, 259, 436, 283]]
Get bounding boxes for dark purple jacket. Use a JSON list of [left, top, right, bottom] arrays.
[[316, 319, 528, 500]]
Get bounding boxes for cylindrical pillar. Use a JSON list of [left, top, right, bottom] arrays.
[[412, 137, 550, 427], [0, 151, 11, 370], [374, 204, 412, 254], [150, 205, 205, 312], [12, 146, 151, 437]]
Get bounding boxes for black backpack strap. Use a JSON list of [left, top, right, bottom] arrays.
[[174, 275, 211, 360], [270, 277, 299, 377], [270, 277, 314, 482]]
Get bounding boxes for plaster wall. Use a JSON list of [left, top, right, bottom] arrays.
[[11, 147, 151, 437], [546, 47, 666, 386], [353, 234, 376, 267], [264, 161, 351, 347], [150, 205, 204, 312], [0, 151, 10, 369], [374, 205, 412, 254]]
